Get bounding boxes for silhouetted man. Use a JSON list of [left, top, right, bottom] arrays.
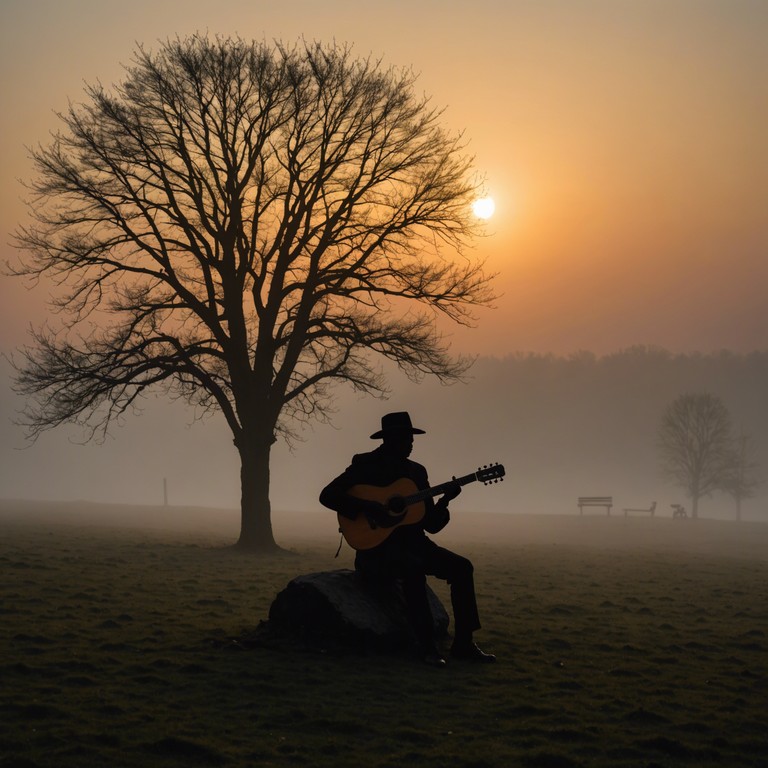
[[319, 411, 495, 666]]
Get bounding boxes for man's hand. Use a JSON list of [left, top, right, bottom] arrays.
[[361, 501, 388, 529], [360, 496, 409, 529], [441, 479, 462, 503]]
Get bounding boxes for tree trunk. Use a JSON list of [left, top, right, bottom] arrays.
[[736, 496, 742, 522], [691, 494, 699, 520], [236, 435, 280, 551]]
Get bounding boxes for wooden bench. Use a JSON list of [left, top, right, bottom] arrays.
[[577, 496, 613, 515], [671, 503, 688, 519], [623, 501, 656, 517]]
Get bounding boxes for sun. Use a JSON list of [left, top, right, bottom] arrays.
[[472, 196, 495, 220]]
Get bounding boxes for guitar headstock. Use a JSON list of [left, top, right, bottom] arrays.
[[477, 462, 505, 484]]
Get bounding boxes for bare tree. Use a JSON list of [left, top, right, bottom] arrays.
[[720, 433, 760, 521], [7, 36, 494, 551], [657, 393, 733, 519]]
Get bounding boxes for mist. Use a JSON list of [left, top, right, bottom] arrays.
[[2, 347, 767, 527], [4, 346, 767, 768]]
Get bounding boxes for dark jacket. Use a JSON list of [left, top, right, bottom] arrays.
[[319, 445, 450, 542]]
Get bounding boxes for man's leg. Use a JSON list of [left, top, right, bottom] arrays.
[[422, 542, 495, 662], [357, 545, 445, 666], [399, 561, 443, 659], [421, 543, 480, 643]]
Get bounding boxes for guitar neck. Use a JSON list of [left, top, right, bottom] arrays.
[[404, 472, 478, 506]]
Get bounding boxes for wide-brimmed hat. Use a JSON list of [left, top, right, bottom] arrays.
[[370, 411, 426, 439]]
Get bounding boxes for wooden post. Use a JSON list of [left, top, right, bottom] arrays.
[[163, 477, 168, 507]]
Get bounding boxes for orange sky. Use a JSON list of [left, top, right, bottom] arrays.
[[2, 0, 767, 357]]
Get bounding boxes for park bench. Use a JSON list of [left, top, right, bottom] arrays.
[[671, 503, 688, 519], [623, 501, 657, 517], [577, 496, 613, 515]]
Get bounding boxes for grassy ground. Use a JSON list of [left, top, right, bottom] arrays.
[[1, 507, 767, 767]]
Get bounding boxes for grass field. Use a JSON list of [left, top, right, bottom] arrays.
[[1, 502, 767, 767]]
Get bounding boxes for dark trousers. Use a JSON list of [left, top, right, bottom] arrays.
[[355, 534, 481, 649]]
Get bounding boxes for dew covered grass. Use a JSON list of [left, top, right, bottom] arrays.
[[1, 506, 767, 767]]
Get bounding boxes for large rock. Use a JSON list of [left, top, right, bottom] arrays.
[[266, 569, 449, 653]]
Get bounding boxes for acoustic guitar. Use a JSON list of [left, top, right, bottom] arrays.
[[339, 463, 505, 550]]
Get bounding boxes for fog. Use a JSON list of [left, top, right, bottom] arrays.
[[2, 347, 767, 526]]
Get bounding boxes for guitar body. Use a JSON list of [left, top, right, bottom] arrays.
[[340, 478, 426, 550]]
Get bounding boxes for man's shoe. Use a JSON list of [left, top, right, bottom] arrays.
[[450, 642, 496, 663]]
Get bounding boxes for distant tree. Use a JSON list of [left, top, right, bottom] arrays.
[[657, 392, 733, 519], [720, 433, 760, 522], [7, 36, 494, 552]]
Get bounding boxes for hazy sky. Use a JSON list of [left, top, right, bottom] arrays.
[[2, 0, 767, 357], [1, 0, 767, 508]]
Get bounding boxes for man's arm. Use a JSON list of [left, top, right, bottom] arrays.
[[319, 471, 388, 523], [319, 472, 360, 520], [423, 478, 461, 534]]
